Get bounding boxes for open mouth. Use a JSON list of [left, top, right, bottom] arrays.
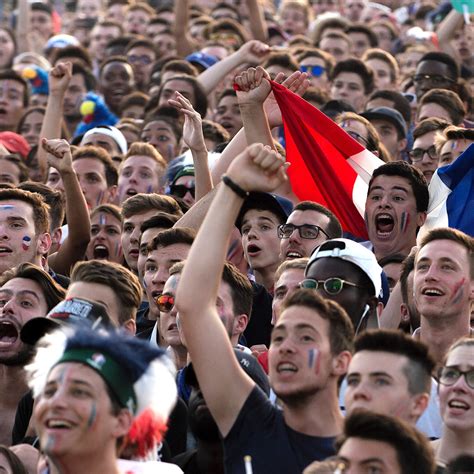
[[125, 188, 137, 197], [0, 108, 7, 115], [128, 248, 139, 259], [219, 121, 234, 132], [0, 246, 12, 255], [286, 249, 303, 259], [448, 400, 470, 411], [422, 288, 444, 297], [277, 362, 297, 373], [375, 213, 394, 237], [0, 321, 19, 346], [46, 419, 75, 430], [93, 245, 109, 259], [247, 244, 261, 256]]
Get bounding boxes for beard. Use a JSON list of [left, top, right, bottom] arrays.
[[0, 343, 35, 366]]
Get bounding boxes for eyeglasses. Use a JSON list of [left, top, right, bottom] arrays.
[[409, 145, 437, 162], [299, 277, 368, 295], [438, 366, 474, 389], [156, 294, 175, 313], [170, 183, 195, 198], [345, 130, 370, 148], [278, 224, 329, 240], [412, 74, 455, 86], [403, 92, 416, 104], [300, 65, 326, 77], [127, 54, 153, 65]]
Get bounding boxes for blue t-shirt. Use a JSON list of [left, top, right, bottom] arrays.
[[224, 386, 336, 474]]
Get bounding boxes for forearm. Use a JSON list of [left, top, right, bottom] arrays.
[[38, 94, 65, 179], [379, 281, 403, 329], [245, 0, 268, 42], [174, 0, 196, 56], [198, 51, 243, 95], [211, 129, 248, 183], [192, 149, 213, 202], [240, 102, 275, 149], [174, 185, 218, 231], [16, 0, 30, 53], [437, 9, 464, 45]]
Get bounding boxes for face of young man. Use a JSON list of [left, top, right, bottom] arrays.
[[34, 363, 130, 460], [268, 304, 344, 405], [279, 210, 330, 261], [99, 62, 134, 114], [63, 74, 88, 120], [0, 277, 48, 365], [117, 156, 162, 205], [337, 437, 401, 474], [159, 273, 182, 348], [241, 210, 281, 274], [89, 25, 122, 62], [86, 212, 123, 264], [137, 227, 167, 284], [370, 119, 406, 161], [121, 209, 158, 272], [345, 351, 425, 423], [365, 175, 425, 259], [0, 200, 49, 274], [143, 243, 191, 311], [141, 120, 179, 163], [0, 79, 26, 131], [331, 72, 367, 113], [414, 239, 473, 322], [72, 158, 115, 210], [414, 60, 456, 100], [438, 138, 474, 167], [213, 94, 242, 138], [272, 267, 305, 325]]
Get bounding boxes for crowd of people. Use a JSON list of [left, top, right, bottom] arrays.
[[0, 0, 473, 472]]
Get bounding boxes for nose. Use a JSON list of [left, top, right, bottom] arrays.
[[351, 380, 371, 401], [151, 267, 167, 288], [130, 227, 140, 245], [0, 298, 15, 316]]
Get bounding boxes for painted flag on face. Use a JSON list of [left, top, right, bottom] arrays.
[[419, 142, 474, 240], [270, 80, 384, 239]]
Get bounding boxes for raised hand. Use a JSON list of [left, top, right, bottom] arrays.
[[41, 138, 73, 174], [234, 66, 272, 106], [236, 40, 270, 65], [226, 143, 288, 193], [265, 70, 310, 128], [168, 91, 207, 153], [48, 62, 72, 97]]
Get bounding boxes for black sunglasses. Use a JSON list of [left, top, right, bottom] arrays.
[[170, 184, 195, 198]]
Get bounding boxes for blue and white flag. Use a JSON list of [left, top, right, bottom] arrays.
[[419, 143, 474, 240]]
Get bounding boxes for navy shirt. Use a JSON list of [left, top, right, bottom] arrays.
[[224, 386, 336, 473]]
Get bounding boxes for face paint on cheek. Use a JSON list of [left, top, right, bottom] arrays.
[[22, 235, 32, 251], [308, 348, 320, 373], [451, 278, 466, 305], [96, 190, 104, 206], [87, 402, 97, 429], [146, 184, 153, 194], [167, 144, 174, 161], [114, 242, 121, 257], [400, 211, 409, 233]]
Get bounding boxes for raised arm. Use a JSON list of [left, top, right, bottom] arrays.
[[175, 143, 287, 436], [198, 40, 270, 96], [38, 63, 72, 180], [174, 0, 198, 57], [168, 92, 213, 202], [43, 138, 91, 276], [436, 9, 466, 61], [244, 0, 268, 42]]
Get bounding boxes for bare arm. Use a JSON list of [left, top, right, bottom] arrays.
[[174, 0, 198, 57], [43, 138, 91, 276], [38, 63, 72, 180], [379, 281, 403, 329], [245, 0, 268, 42], [16, 0, 30, 53], [436, 9, 465, 60], [168, 92, 213, 202], [198, 40, 270, 96], [175, 143, 287, 436]]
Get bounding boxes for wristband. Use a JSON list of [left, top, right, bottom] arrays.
[[222, 175, 249, 199]]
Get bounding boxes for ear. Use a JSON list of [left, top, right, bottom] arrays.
[[37, 232, 52, 256], [398, 138, 408, 152], [400, 303, 410, 324], [114, 408, 133, 438], [410, 392, 430, 422], [416, 211, 427, 228], [332, 350, 352, 377], [233, 314, 249, 335], [50, 227, 63, 248], [367, 296, 379, 311], [106, 185, 118, 204], [122, 318, 136, 335]]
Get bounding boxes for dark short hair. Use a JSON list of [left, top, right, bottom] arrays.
[[369, 161, 429, 213], [418, 89, 466, 125], [413, 117, 450, 141], [222, 262, 253, 319], [140, 212, 178, 233], [202, 119, 230, 148], [0, 69, 29, 107], [52, 46, 93, 69], [418, 51, 460, 81], [121, 193, 182, 218], [346, 24, 378, 47], [367, 89, 411, 124], [292, 201, 342, 239], [72, 146, 118, 187], [280, 288, 354, 355], [331, 58, 374, 95], [0, 262, 65, 311], [18, 181, 65, 231], [355, 329, 435, 394], [337, 411, 436, 474], [71, 63, 96, 91], [418, 227, 474, 279], [399, 253, 415, 304], [148, 227, 195, 252], [262, 51, 299, 74]]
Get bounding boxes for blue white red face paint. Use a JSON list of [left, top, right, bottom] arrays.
[[22, 235, 32, 251], [308, 348, 320, 373]]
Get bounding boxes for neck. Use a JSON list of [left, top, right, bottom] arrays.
[[374, 238, 413, 262], [255, 264, 278, 292], [171, 345, 188, 370], [195, 439, 224, 474], [0, 364, 28, 402], [282, 383, 343, 437], [420, 314, 470, 365], [64, 116, 81, 135], [436, 427, 474, 465], [46, 452, 121, 474]]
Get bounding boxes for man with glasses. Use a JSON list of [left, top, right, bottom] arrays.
[[411, 118, 450, 183], [303, 238, 382, 333], [279, 201, 342, 261], [413, 51, 459, 101], [125, 39, 158, 92]]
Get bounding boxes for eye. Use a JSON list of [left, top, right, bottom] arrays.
[[107, 228, 119, 235], [374, 377, 390, 386], [121, 169, 132, 177], [241, 225, 250, 235], [140, 171, 152, 179], [123, 224, 133, 233], [145, 264, 157, 272], [91, 227, 99, 235], [20, 300, 34, 308], [158, 135, 169, 142], [0, 299, 7, 307]]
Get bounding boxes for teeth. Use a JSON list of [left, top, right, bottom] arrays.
[[449, 401, 469, 409], [424, 288, 443, 296], [278, 363, 297, 372], [95, 245, 107, 250], [48, 420, 73, 428], [287, 251, 303, 258]]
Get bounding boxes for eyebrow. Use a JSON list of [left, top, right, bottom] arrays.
[[370, 185, 409, 193], [47, 378, 94, 389]]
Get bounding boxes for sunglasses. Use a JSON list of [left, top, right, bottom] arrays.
[[300, 65, 326, 77], [278, 224, 329, 240], [170, 184, 195, 199], [299, 277, 368, 295], [409, 145, 437, 162], [156, 293, 175, 313], [437, 367, 474, 389]]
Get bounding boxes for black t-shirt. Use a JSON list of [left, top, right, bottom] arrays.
[[243, 282, 273, 347], [224, 386, 336, 474]]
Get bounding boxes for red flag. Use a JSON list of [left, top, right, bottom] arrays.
[[271, 80, 383, 239]]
